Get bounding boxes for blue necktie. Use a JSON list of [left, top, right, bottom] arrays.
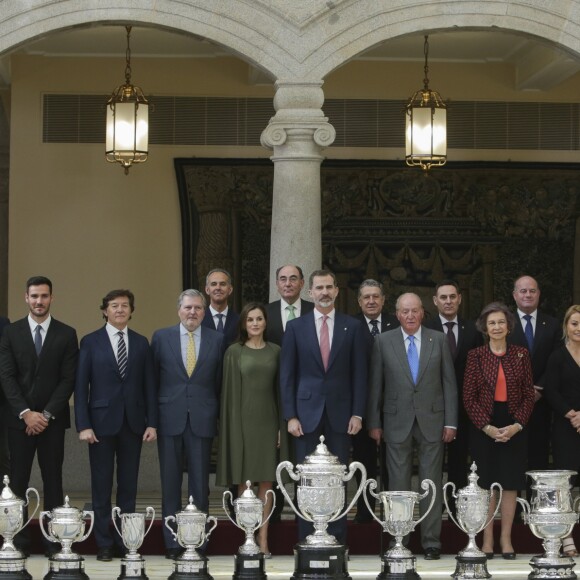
[[523, 314, 534, 351], [407, 335, 419, 384], [216, 313, 224, 333], [34, 325, 42, 356]]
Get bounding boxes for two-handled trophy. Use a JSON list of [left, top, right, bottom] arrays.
[[112, 506, 155, 580], [223, 481, 275, 580], [40, 496, 94, 580], [443, 463, 502, 580], [517, 470, 580, 580], [363, 478, 436, 580], [276, 436, 366, 580], [0, 475, 40, 580], [164, 497, 218, 580]]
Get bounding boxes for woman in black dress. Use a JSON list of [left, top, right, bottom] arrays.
[[543, 305, 580, 557], [463, 302, 535, 559]]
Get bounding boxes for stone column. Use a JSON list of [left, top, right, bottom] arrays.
[[261, 81, 335, 301]]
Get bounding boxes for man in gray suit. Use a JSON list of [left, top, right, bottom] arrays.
[[367, 292, 457, 560], [152, 289, 225, 558]]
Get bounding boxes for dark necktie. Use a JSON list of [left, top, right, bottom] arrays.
[[370, 319, 380, 337], [523, 314, 534, 351], [444, 321, 457, 359], [117, 331, 127, 378], [407, 335, 419, 384], [216, 313, 225, 333], [34, 325, 42, 356]]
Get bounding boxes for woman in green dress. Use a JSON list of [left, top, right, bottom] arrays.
[[217, 301, 286, 556]]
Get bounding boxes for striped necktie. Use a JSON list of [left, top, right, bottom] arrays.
[[117, 331, 127, 378]]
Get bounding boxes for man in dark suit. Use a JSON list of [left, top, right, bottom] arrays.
[[280, 269, 368, 542], [0, 316, 11, 479], [265, 264, 314, 345], [352, 279, 398, 523], [152, 289, 225, 558], [424, 280, 483, 493], [508, 275, 560, 480], [0, 276, 78, 556], [201, 269, 240, 346], [367, 293, 457, 560], [74, 289, 158, 561]]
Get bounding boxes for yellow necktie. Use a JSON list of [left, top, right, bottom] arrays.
[[186, 332, 196, 376]]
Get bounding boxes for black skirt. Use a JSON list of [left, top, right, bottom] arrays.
[[469, 402, 528, 490]]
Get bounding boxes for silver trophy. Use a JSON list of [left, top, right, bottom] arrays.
[[0, 475, 40, 580], [112, 506, 155, 580], [517, 470, 580, 580], [443, 463, 502, 580], [363, 478, 436, 580], [164, 497, 218, 580], [40, 496, 94, 580]]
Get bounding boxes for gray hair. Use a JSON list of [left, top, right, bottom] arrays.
[[395, 292, 423, 311], [177, 289, 206, 309], [205, 268, 232, 286], [358, 279, 384, 298]]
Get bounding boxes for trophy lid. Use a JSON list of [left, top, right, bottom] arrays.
[[176, 496, 208, 521], [460, 463, 488, 496], [50, 496, 82, 517], [296, 436, 345, 476], [0, 475, 25, 507], [235, 481, 263, 507]]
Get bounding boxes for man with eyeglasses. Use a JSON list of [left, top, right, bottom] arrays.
[[509, 275, 560, 479]]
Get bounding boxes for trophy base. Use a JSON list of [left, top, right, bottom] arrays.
[[168, 554, 213, 580], [451, 555, 491, 580], [291, 543, 350, 580], [0, 556, 31, 580], [378, 552, 420, 580], [528, 555, 577, 580], [233, 553, 267, 580], [118, 557, 148, 580]]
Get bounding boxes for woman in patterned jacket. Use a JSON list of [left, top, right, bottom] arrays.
[[464, 301, 535, 560]]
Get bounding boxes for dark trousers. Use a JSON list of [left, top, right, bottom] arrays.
[[88, 420, 143, 548], [0, 403, 10, 480], [294, 411, 350, 544], [526, 399, 552, 498], [158, 417, 213, 549], [8, 422, 66, 550], [352, 420, 378, 520]]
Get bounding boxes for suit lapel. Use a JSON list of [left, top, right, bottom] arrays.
[[392, 332, 414, 386], [169, 325, 188, 377], [18, 320, 37, 361], [305, 313, 325, 371], [533, 312, 547, 355], [416, 330, 434, 385], [98, 327, 122, 378], [328, 313, 347, 370]]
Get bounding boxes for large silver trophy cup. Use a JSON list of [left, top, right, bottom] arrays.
[[517, 470, 580, 580], [363, 478, 436, 580], [223, 481, 275, 580], [40, 496, 94, 580], [0, 475, 40, 580], [164, 497, 218, 580], [276, 436, 366, 580], [443, 463, 502, 580], [112, 506, 155, 580]]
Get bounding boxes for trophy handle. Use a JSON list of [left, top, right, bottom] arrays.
[[257, 488, 277, 530], [442, 482, 462, 530], [144, 506, 155, 538], [205, 515, 218, 540], [413, 479, 436, 527], [164, 515, 179, 542], [39, 511, 57, 543], [476, 482, 502, 534], [275, 461, 310, 522], [222, 490, 239, 527], [22, 487, 40, 531], [574, 496, 580, 513], [332, 461, 367, 523], [111, 506, 122, 539], [362, 479, 385, 527], [79, 510, 95, 543], [516, 496, 530, 520]]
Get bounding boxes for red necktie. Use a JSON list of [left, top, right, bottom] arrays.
[[320, 315, 330, 371]]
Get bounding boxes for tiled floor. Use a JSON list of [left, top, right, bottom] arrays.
[[22, 553, 549, 580]]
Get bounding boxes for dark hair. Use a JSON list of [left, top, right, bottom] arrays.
[[26, 276, 52, 293], [434, 279, 460, 295], [237, 302, 268, 344], [476, 301, 515, 335], [308, 269, 337, 289], [275, 265, 304, 280], [100, 289, 135, 320]]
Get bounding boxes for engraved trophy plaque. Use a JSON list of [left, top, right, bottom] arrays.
[[40, 496, 94, 580], [0, 475, 40, 580], [276, 436, 367, 580], [443, 463, 502, 580], [223, 481, 276, 580], [517, 470, 580, 580], [112, 506, 155, 580], [363, 478, 436, 580], [164, 497, 218, 580]]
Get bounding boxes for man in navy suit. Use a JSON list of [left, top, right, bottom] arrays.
[[424, 280, 483, 494], [280, 269, 368, 542], [0, 276, 78, 556], [74, 289, 158, 562], [152, 289, 225, 558], [0, 316, 11, 479], [201, 269, 240, 346]]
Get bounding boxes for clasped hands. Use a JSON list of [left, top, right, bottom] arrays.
[[484, 423, 520, 443], [22, 410, 48, 436]]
